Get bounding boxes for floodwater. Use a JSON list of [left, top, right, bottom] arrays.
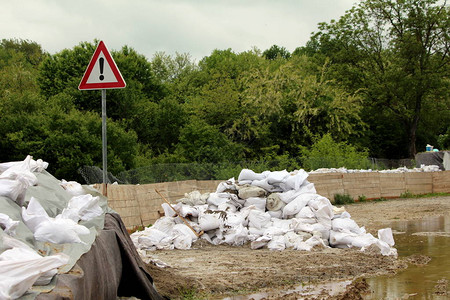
[[365, 215, 450, 299], [223, 215, 450, 300]]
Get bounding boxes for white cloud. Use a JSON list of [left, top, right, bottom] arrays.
[[0, 0, 357, 61]]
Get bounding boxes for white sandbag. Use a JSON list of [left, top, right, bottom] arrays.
[[217, 202, 237, 213], [173, 234, 192, 250], [295, 206, 315, 219], [284, 231, 303, 248], [266, 170, 289, 185], [282, 193, 317, 218], [176, 191, 209, 206], [0, 179, 26, 203], [28, 158, 48, 173], [151, 217, 176, 234], [178, 204, 199, 217], [332, 218, 364, 234], [0, 158, 38, 188], [297, 181, 317, 195], [314, 204, 333, 229], [60, 194, 103, 222], [294, 234, 326, 251], [60, 179, 85, 196], [238, 186, 267, 199], [291, 220, 315, 233], [378, 228, 395, 247], [172, 224, 198, 241], [0, 156, 48, 174], [161, 203, 178, 218], [267, 235, 286, 251], [248, 210, 272, 229], [244, 197, 266, 211], [266, 193, 285, 211], [308, 195, 333, 212], [282, 170, 308, 191], [207, 193, 232, 206], [329, 230, 378, 249], [137, 228, 172, 248], [0, 252, 69, 300], [251, 178, 280, 192], [267, 210, 283, 219], [278, 190, 301, 204], [223, 224, 248, 246], [248, 226, 265, 237], [221, 212, 246, 229], [215, 178, 237, 193], [0, 247, 57, 285], [312, 223, 330, 241], [198, 211, 221, 231], [251, 235, 271, 250], [238, 169, 266, 183], [271, 218, 293, 231], [263, 226, 288, 237], [350, 233, 379, 249], [21, 197, 51, 232], [34, 218, 90, 244], [332, 210, 351, 219], [0, 213, 19, 236]]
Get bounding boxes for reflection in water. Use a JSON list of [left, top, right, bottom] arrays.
[[366, 215, 450, 299]]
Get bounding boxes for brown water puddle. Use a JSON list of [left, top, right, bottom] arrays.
[[365, 215, 450, 299], [221, 215, 449, 300]]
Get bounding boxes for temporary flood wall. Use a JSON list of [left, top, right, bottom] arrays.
[[95, 171, 450, 229]]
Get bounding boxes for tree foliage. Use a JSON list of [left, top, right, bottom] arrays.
[[1, 0, 449, 182], [311, 0, 450, 157]]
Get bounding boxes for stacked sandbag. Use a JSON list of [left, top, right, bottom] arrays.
[[132, 168, 397, 257], [0, 156, 106, 299]]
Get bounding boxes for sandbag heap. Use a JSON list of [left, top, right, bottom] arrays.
[[310, 164, 440, 174], [132, 169, 397, 257], [0, 156, 105, 300]]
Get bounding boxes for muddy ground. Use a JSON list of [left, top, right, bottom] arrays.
[[143, 196, 450, 299]]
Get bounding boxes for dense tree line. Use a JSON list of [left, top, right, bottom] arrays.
[[1, 0, 448, 182]]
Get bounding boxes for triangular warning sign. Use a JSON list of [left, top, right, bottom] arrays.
[[78, 41, 126, 90]]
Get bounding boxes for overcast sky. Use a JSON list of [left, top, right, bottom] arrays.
[[2, 0, 357, 62]]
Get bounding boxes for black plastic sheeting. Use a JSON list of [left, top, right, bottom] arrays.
[[415, 151, 450, 170], [37, 213, 163, 300]]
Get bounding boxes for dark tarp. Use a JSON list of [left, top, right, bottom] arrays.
[[415, 151, 450, 170], [36, 213, 163, 300]]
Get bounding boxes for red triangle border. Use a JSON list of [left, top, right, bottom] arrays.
[[78, 41, 126, 90]]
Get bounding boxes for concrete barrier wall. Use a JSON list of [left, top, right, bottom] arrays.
[[97, 171, 450, 229]]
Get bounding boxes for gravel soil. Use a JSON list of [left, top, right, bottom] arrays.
[[144, 196, 450, 299]]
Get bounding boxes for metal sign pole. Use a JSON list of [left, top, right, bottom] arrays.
[[101, 89, 107, 184]]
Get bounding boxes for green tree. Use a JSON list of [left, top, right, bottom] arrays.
[[312, 0, 450, 157], [234, 55, 365, 155], [38, 41, 164, 119], [173, 117, 244, 163], [300, 133, 370, 170], [263, 45, 291, 60]]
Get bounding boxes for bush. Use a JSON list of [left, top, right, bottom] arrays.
[[300, 133, 371, 171], [334, 193, 354, 205]]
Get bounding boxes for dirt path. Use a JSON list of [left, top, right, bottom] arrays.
[[144, 196, 450, 299]]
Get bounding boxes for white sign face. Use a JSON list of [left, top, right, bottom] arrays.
[[86, 53, 118, 84], [78, 41, 126, 90]]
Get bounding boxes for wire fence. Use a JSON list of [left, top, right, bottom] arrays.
[[78, 157, 416, 185]]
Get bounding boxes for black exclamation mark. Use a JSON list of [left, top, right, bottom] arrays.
[[99, 57, 104, 81]]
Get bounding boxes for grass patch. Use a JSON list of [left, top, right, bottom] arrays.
[[373, 197, 387, 202], [400, 192, 450, 199], [357, 195, 367, 202], [334, 193, 354, 205], [178, 286, 208, 300]]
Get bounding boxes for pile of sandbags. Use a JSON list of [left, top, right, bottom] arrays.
[[0, 156, 105, 300], [132, 169, 397, 256], [309, 164, 440, 174]]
